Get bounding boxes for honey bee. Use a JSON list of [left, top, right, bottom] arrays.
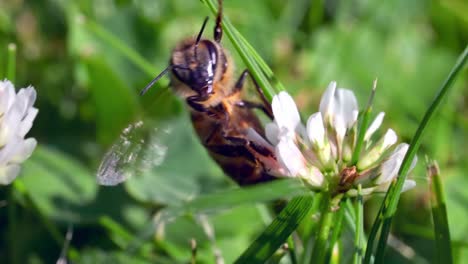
[[98, 0, 282, 186]]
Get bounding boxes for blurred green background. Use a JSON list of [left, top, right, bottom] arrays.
[[0, 0, 467, 263]]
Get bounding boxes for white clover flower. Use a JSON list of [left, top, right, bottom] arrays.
[[0, 80, 38, 185], [266, 82, 416, 196]]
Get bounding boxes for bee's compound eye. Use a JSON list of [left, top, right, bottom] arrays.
[[172, 66, 190, 83], [171, 40, 220, 93], [194, 40, 218, 73]]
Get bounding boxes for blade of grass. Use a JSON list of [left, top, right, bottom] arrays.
[[164, 179, 308, 218], [287, 236, 298, 264], [232, 28, 287, 93], [363, 198, 383, 263], [80, 16, 157, 78], [427, 160, 453, 263], [371, 45, 468, 262], [201, 0, 283, 100], [234, 195, 315, 264]]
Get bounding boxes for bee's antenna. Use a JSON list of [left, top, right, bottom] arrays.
[[195, 16, 209, 59], [140, 67, 171, 96], [139, 65, 189, 96], [214, 0, 223, 42], [196, 17, 209, 45]]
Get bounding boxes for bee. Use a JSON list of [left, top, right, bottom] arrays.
[[98, 0, 283, 186]]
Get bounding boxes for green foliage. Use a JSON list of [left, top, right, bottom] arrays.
[[20, 146, 97, 222], [0, 0, 467, 263]]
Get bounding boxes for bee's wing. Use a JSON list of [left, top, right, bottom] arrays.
[[97, 120, 171, 186]]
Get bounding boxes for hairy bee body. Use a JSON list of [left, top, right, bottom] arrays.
[[169, 37, 278, 185], [135, 0, 282, 186]]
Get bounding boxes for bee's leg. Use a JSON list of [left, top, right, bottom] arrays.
[[187, 95, 219, 118], [187, 96, 208, 113], [207, 131, 277, 184], [233, 69, 273, 120], [236, 101, 273, 120], [222, 135, 275, 159], [250, 71, 273, 120], [214, 0, 223, 42], [221, 134, 277, 179], [232, 69, 249, 93]]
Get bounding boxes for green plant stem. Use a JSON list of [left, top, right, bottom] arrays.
[[329, 242, 340, 264], [7, 43, 16, 82], [287, 236, 298, 264], [371, 45, 468, 263], [6, 42, 17, 264], [310, 193, 342, 264], [328, 199, 346, 262], [353, 185, 364, 264], [14, 181, 65, 246], [8, 186, 17, 264], [300, 194, 323, 264], [351, 80, 376, 165]]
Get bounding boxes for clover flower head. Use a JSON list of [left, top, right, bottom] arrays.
[[266, 81, 416, 196], [0, 79, 38, 185]]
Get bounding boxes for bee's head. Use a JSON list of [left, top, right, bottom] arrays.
[[170, 39, 225, 97], [139, 12, 227, 97]]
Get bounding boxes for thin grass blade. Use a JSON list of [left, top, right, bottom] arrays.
[[201, 0, 282, 100], [427, 160, 453, 263], [81, 16, 157, 78], [371, 45, 468, 262], [163, 179, 308, 219], [234, 195, 315, 264]]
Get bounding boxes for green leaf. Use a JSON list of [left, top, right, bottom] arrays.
[[234, 195, 315, 264], [163, 179, 309, 218], [85, 56, 139, 145], [124, 179, 308, 255], [76, 248, 173, 264], [20, 145, 98, 222], [99, 216, 135, 249]]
